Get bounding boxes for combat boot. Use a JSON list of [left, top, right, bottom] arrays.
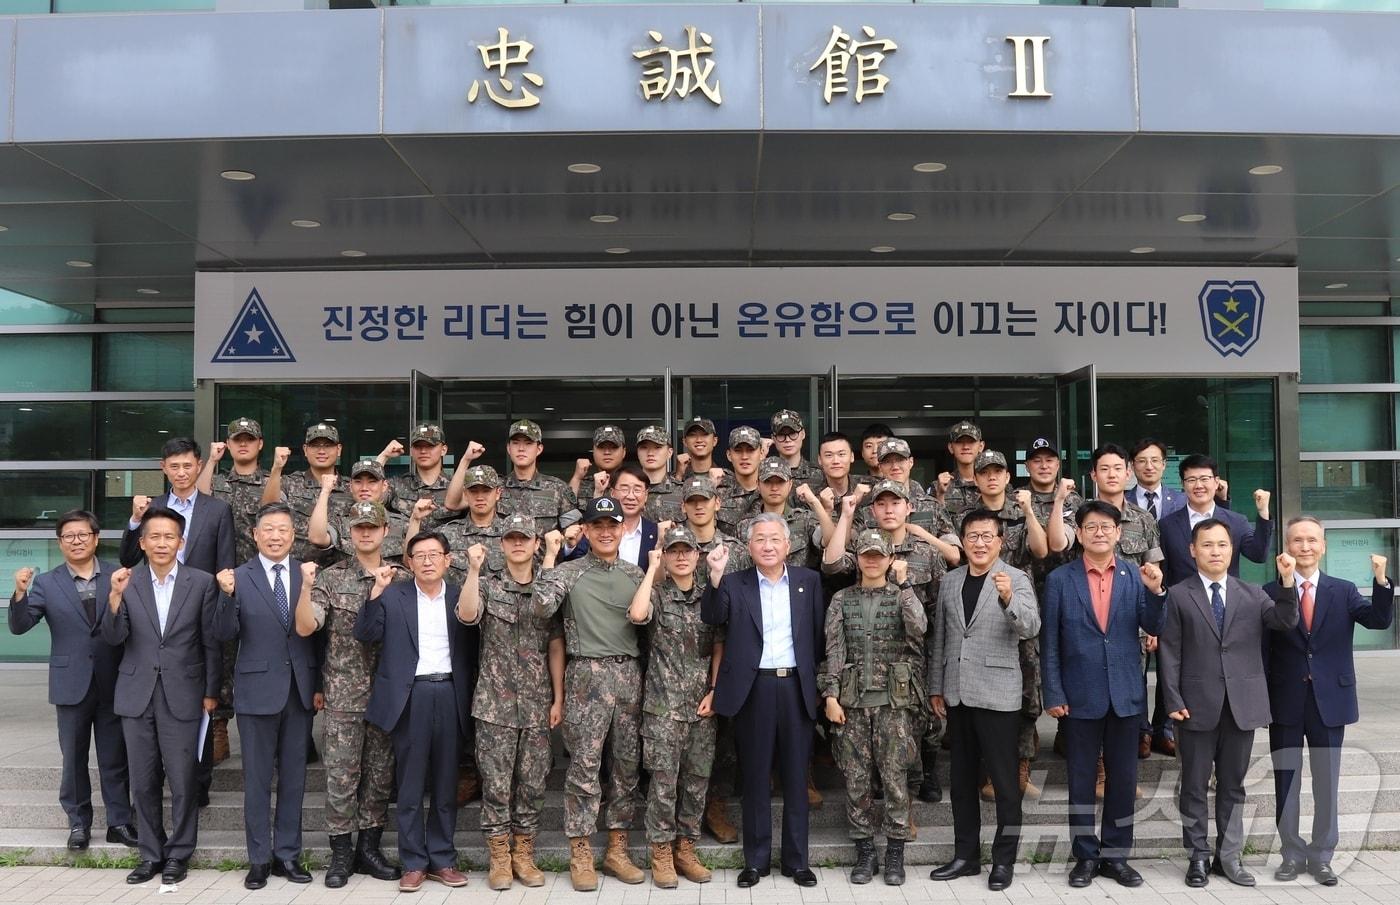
[[884, 839, 906, 886], [485, 833, 512, 890], [849, 838, 878, 884], [807, 772, 823, 808], [602, 830, 645, 884], [650, 841, 677, 889], [211, 718, 230, 764], [1019, 759, 1041, 798], [354, 826, 401, 881], [456, 765, 481, 805], [673, 837, 711, 883], [569, 836, 598, 891], [703, 797, 738, 843], [511, 833, 545, 887], [324, 833, 353, 888], [917, 751, 943, 803]]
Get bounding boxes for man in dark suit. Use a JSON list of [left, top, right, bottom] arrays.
[[701, 512, 824, 888], [1158, 518, 1298, 888], [9, 510, 136, 852], [1265, 516, 1394, 886], [565, 464, 659, 568], [213, 502, 318, 889], [1127, 438, 1187, 521], [99, 507, 220, 886], [1042, 501, 1166, 889], [1158, 454, 1272, 587], [355, 530, 473, 893]]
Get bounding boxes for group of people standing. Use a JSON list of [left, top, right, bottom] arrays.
[[7, 408, 1391, 893]]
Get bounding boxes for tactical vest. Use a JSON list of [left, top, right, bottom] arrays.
[[836, 583, 921, 709]]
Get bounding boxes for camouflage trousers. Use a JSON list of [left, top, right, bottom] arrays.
[[1019, 637, 1042, 761], [562, 657, 641, 838], [323, 709, 395, 835], [475, 719, 552, 838], [707, 716, 738, 799], [833, 706, 919, 841], [641, 713, 716, 843], [905, 709, 945, 788]]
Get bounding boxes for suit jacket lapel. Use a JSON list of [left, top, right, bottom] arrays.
[[1306, 574, 1327, 635], [247, 561, 281, 624], [52, 566, 90, 625], [788, 572, 806, 644], [744, 570, 762, 635], [443, 584, 461, 659], [1222, 576, 1245, 638], [131, 566, 162, 636], [1188, 580, 1221, 640], [967, 562, 1000, 629], [402, 583, 420, 653], [1069, 563, 1099, 634], [164, 568, 194, 633]]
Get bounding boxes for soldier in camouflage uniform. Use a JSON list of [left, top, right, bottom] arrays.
[[572, 425, 627, 509], [382, 423, 459, 521], [737, 460, 826, 570], [858, 423, 894, 480], [806, 431, 872, 514], [436, 464, 512, 580], [637, 425, 684, 523], [455, 513, 564, 890], [680, 475, 752, 574], [715, 426, 763, 539], [631, 525, 723, 888], [675, 417, 734, 485], [859, 439, 962, 562], [501, 419, 582, 536], [1023, 438, 1085, 590], [821, 530, 927, 886], [533, 497, 650, 892], [308, 458, 403, 563], [940, 420, 985, 522], [308, 500, 407, 888], [267, 422, 352, 567], [770, 409, 823, 487]]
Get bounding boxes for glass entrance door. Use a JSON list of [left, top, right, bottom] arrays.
[[1056, 365, 1098, 491], [410, 370, 443, 434], [677, 375, 833, 462]]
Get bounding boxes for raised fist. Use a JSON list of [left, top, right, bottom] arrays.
[[937, 472, 953, 494], [795, 484, 818, 508], [573, 458, 591, 481], [708, 467, 725, 486], [412, 497, 436, 520], [466, 543, 487, 571], [371, 565, 396, 593], [1253, 488, 1271, 518], [563, 524, 584, 546], [209, 441, 227, 462], [706, 544, 730, 584], [215, 569, 236, 595], [131, 495, 152, 522], [993, 571, 1013, 603], [852, 484, 871, 505], [273, 446, 292, 469], [841, 493, 861, 519], [108, 567, 132, 610], [647, 548, 663, 572], [1276, 551, 1297, 584], [380, 440, 406, 460], [818, 487, 836, 514], [890, 559, 909, 584], [319, 473, 339, 493], [1139, 562, 1164, 595], [1216, 478, 1230, 501], [1058, 478, 1076, 498], [544, 530, 564, 556], [593, 471, 610, 496], [464, 441, 486, 463], [12, 567, 33, 597], [1373, 554, 1389, 584], [675, 453, 691, 476], [1013, 489, 1033, 512], [656, 520, 674, 537], [300, 562, 317, 583], [760, 437, 774, 457]]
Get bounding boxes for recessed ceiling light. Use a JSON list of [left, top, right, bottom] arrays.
[[0, 225, 10, 232], [590, 214, 619, 224], [323, 418, 336, 422], [1145, 412, 1159, 417], [1129, 246, 1156, 254], [1248, 164, 1283, 176], [135, 288, 160, 295], [363, 427, 376, 432], [157, 429, 169, 434], [340, 249, 367, 258], [887, 212, 917, 222], [291, 219, 321, 228], [922, 404, 934, 409], [543, 406, 555, 412], [65, 259, 92, 268], [912, 162, 947, 173], [17, 407, 32, 412], [220, 169, 256, 181], [732, 405, 744, 410], [1325, 282, 1349, 289], [1177, 213, 1207, 223], [870, 245, 896, 254], [605, 247, 630, 255], [568, 163, 602, 174]]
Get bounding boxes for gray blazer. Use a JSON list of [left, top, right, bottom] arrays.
[[926, 559, 1040, 711], [118, 493, 236, 577], [213, 557, 317, 716], [8, 560, 122, 706]]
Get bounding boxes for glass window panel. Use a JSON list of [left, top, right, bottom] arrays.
[[1301, 461, 1396, 520], [1319, 528, 1397, 651], [95, 468, 167, 528], [0, 289, 91, 325], [1300, 393, 1390, 452], [98, 307, 194, 324], [0, 472, 91, 529], [0, 402, 94, 459], [0, 538, 125, 662], [0, 335, 92, 392], [1299, 301, 1389, 317], [98, 401, 195, 460], [1300, 326, 1390, 384], [55, 0, 212, 9], [97, 332, 193, 391]]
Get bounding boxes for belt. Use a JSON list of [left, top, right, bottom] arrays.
[[578, 655, 634, 663], [414, 673, 453, 682], [757, 667, 797, 677]]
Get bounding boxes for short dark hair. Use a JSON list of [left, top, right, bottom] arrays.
[[1075, 500, 1122, 527], [611, 463, 650, 487], [140, 506, 186, 537], [860, 423, 894, 443], [54, 509, 100, 538], [1090, 443, 1131, 470], [818, 431, 852, 450], [959, 509, 1004, 540], [1189, 517, 1231, 544], [255, 502, 294, 525], [1179, 454, 1218, 480], [1130, 438, 1168, 461], [160, 437, 202, 461], [406, 530, 449, 557]]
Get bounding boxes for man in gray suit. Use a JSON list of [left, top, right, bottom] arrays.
[[213, 502, 319, 890], [9, 510, 135, 852], [100, 507, 220, 886], [1159, 518, 1299, 888], [927, 508, 1040, 892]]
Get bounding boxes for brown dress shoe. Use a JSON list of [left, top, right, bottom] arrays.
[[703, 797, 738, 844], [1095, 756, 1107, 801], [211, 718, 231, 764], [455, 766, 481, 806], [807, 774, 823, 808], [399, 869, 426, 892], [1019, 759, 1041, 798], [1151, 736, 1177, 757], [427, 866, 468, 887], [979, 774, 995, 801], [1138, 733, 1152, 759]]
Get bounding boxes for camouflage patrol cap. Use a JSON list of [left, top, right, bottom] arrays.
[[502, 513, 537, 538], [728, 425, 762, 449], [636, 425, 670, 447], [974, 450, 1009, 472], [662, 524, 700, 550], [948, 420, 982, 442], [410, 423, 444, 445], [508, 419, 543, 442], [582, 496, 624, 523], [877, 438, 912, 461], [305, 422, 340, 444], [462, 465, 502, 489], [593, 424, 625, 447], [1026, 437, 1058, 461], [758, 459, 792, 482], [682, 475, 718, 500], [350, 458, 385, 479], [870, 478, 911, 501], [346, 500, 388, 528], [684, 416, 717, 436], [855, 528, 894, 556], [771, 409, 804, 435], [227, 417, 262, 440]]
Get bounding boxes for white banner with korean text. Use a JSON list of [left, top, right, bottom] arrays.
[[194, 267, 1299, 380]]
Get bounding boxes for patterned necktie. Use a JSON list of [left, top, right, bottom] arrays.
[[1210, 581, 1225, 634], [272, 563, 290, 630], [1301, 580, 1315, 633], [1145, 491, 1158, 519]]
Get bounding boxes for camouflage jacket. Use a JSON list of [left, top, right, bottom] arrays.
[[502, 472, 580, 536], [442, 515, 510, 581], [282, 469, 352, 567], [943, 475, 981, 523], [822, 529, 948, 610], [209, 467, 275, 564], [1027, 487, 1084, 585], [310, 559, 412, 712], [819, 582, 926, 708], [466, 573, 562, 730], [692, 528, 752, 574], [328, 507, 411, 561], [643, 475, 686, 524], [387, 468, 455, 521], [1113, 498, 1165, 566], [716, 483, 761, 537], [956, 497, 1033, 571], [643, 578, 724, 722]]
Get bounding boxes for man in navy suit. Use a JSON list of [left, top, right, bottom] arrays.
[[701, 513, 825, 888], [1042, 501, 1166, 889], [564, 464, 659, 568], [1159, 454, 1272, 588], [1127, 439, 1186, 520], [1265, 516, 1393, 886], [9, 510, 135, 852]]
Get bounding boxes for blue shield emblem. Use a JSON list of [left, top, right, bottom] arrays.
[[1197, 280, 1264, 358]]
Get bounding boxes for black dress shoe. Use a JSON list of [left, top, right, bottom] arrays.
[[930, 858, 981, 880], [161, 858, 188, 884], [1068, 858, 1097, 888], [1211, 856, 1256, 887], [736, 867, 766, 887], [1185, 858, 1210, 887], [106, 824, 139, 848], [197, 789, 210, 809], [1311, 862, 1339, 886], [272, 858, 313, 883], [244, 863, 271, 890], [1097, 860, 1144, 887], [126, 861, 159, 884], [1275, 858, 1304, 881], [988, 863, 1014, 891], [782, 867, 817, 887], [66, 826, 90, 851]]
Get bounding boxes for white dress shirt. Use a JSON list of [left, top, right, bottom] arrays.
[[258, 553, 291, 615], [415, 581, 453, 676], [152, 563, 179, 635], [757, 568, 796, 669], [1198, 572, 1228, 609], [1296, 570, 1320, 601], [128, 490, 198, 564], [1187, 505, 1216, 529], [619, 519, 644, 568]]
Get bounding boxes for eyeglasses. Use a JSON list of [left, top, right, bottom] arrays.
[[614, 486, 646, 497], [1182, 475, 1216, 486], [963, 532, 999, 545], [409, 551, 446, 563], [59, 531, 95, 543], [1079, 523, 1117, 535]]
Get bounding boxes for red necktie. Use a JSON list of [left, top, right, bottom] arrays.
[[1301, 580, 1315, 633]]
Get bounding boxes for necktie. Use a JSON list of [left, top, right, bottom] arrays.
[[1301, 580, 1315, 633], [1145, 491, 1158, 519], [1210, 581, 1225, 635], [272, 563, 290, 631]]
